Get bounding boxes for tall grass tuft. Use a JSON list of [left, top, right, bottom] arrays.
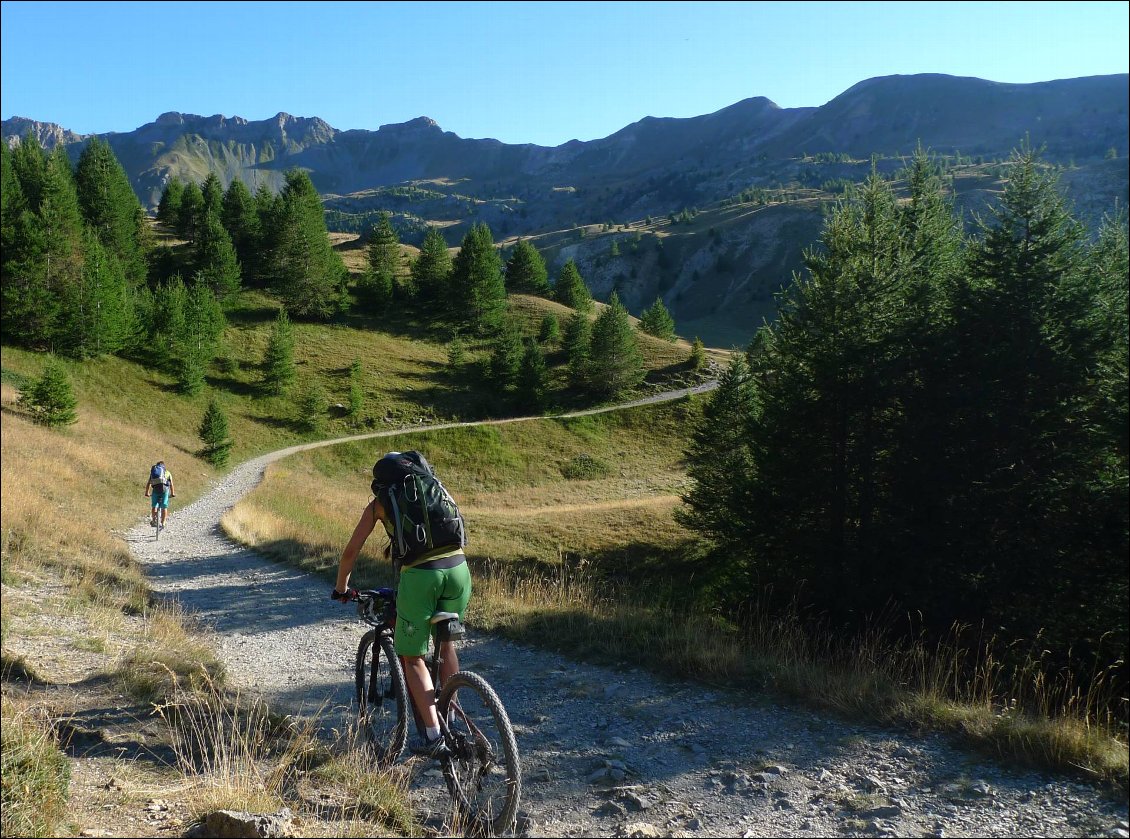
[[113, 603, 226, 703], [155, 668, 325, 818], [1, 702, 71, 838]]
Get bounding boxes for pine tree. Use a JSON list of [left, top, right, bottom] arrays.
[[447, 332, 466, 369], [296, 379, 328, 435], [365, 211, 407, 298], [9, 147, 85, 350], [262, 308, 296, 395], [563, 311, 592, 388], [689, 337, 705, 370], [638, 296, 676, 341], [200, 173, 224, 217], [553, 259, 592, 311], [517, 337, 550, 411], [198, 396, 232, 466], [59, 228, 130, 359], [177, 181, 205, 242], [489, 317, 524, 389], [936, 143, 1117, 637], [221, 178, 260, 283], [172, 280, 224, 394], [74, 136, 147, 287], [1, 141, 43, 346], [19, 356, 78, 427], [538, 313, 560, 345], [194, 208, 242, 302], [451, 223, 507, 333], [587, 291, 644, 398], [251, 183, 280, 288], [410, 226, 453, 302], [157, 177, 184, 229], [505, 239, 550, 294], [675, 354, 757, 552], [267, 170, 347, 319], [9, 134, 48, 213]]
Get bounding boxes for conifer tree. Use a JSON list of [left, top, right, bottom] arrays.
[[200, 173, 224, 217], [9, 133, 47, 213], [267, 170, 347, 319], [553, 259, 593, 311], [517, 337, 550, 411], [587, 291, 644, 398], [538, 313, 560, 345], [296, 379, 328, 435], [505, 239, 550, 294], [172, 279, 224, 394], [935, 144, 1116, 632], [563, 311, 592, 388], [689, 337, 705, 370], [262, 308, 296, 395], [639, 296, 676, 341], [221, 178, 260, 282], [489, 317, 524, 390], [411, 226, 453, 302], [74, 136, 147, 287], [157, 176, 184, 229], [177, 181, 205, 242], [19, 356, 78, 427], [447, 332, 465, 369], [365, 211, 407, 297], [249, 183, 280, 288], [198, 396, 232, 466], [59, 228, 131, 359], [675, 354, 756, 551], [1, 142, 39, 345], [451, 223, 507, 332], [194, 208, 241, 303], [8, 147, 85, 350]]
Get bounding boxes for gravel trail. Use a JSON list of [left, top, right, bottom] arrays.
[[126, 384, 1128, 838]]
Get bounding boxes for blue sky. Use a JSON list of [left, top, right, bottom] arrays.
[[2, 1, 1127, 147]]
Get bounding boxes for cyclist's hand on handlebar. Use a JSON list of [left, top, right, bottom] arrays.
[[331, 587, 358, 603]]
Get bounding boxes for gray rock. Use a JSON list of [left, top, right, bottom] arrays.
[[185, 809, 294, 838]]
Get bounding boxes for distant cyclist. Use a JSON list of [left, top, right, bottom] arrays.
[[144, 461, 176, 528]]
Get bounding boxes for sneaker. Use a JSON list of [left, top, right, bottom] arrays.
[[409, 734, 451, 760]]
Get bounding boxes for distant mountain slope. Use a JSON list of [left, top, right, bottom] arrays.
[[5, 73, 1127, 346]]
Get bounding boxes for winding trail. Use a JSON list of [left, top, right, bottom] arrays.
[[125, 382, 1127, 838]]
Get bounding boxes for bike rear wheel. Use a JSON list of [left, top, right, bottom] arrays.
[[355, 630, 408, 764], [437, 670, 522, 836]]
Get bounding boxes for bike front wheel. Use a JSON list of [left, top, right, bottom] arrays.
[[437, 670, 522, 836], [355, 630, 408, 764]]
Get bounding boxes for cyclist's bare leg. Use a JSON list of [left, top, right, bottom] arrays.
[[403, 655, 440, 730], [439, 640, 459, 685]]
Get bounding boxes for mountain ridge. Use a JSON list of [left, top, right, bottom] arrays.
[[5, 72, 1127, 345]]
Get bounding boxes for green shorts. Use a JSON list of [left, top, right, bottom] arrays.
[[394, 557, 471, 657]]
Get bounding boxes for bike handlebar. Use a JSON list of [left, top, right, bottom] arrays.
[[351, 588, 397, 626]]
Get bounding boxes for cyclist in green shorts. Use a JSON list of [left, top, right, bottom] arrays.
[[332, 454, 471, 760]]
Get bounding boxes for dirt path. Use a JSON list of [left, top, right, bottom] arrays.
[[126, 383, 1128, 838]]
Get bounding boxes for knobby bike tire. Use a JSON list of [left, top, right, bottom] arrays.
[[437, 670, 522, 836], [354, 630, 408, 764]]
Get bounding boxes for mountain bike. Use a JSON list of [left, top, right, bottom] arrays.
[[352, 588, 522, 835]]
